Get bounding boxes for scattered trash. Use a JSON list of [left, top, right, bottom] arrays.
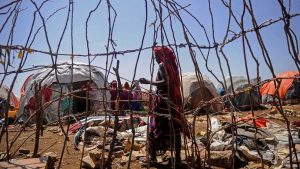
[[19, 148, 30, 154], [237, 114, 268, 128]]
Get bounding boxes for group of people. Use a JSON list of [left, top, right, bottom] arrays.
[[109, 80, 143, 114]]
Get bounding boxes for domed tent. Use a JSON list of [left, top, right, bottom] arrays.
[[0, 85, 19, 122], [260, 71, 300, 104], [0, 85, 20, 113], [217, 76, 261, 111], [182, 72, 222, 113], [20, 74, 33, 101], [17, 62, 110, 123]]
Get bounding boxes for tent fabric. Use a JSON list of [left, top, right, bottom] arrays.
[[181, 72, 222, 112], [260, 71, 300, 99], [0, 85, 20, 108], [17, 62, 110, 123], [20, 74, 33, 100], [218, 76, 261, 110], [217, 76, 259, 93]]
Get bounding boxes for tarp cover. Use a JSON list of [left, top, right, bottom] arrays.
[[17, 62, 110, 123], [181, 72, 221, 112], [218, 76, 261, 110], [0, 85, 20, 108], [260, 71, 300, 99]]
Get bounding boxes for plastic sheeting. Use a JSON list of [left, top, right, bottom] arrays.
[[217, 76, 261, 110], [0, 85, 20, 108], [260, 71, 300, 104], [17, 62, 110, 123], [181, 72, 222, 112]]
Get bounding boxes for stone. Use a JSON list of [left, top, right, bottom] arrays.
[[82, 155, 96, 168], [19, 148, 30, 154], [104, 145, 123, 152], [269, 108, 278, 114], [114, 150, 124, 158], [0, 152, 7, 161], [43, 152, 57, 162], [119, 160, 127, 166], [123, 138, 142, 153], [131, 151, 145, 160], [82, 150, 106, 169], [207, 150, 233, 168], [27, 153, 41, 158], [88, 149, 102, 162]]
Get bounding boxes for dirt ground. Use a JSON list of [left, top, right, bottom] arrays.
[[0, 104, 300, 168]]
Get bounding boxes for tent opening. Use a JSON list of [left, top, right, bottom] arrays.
[[72, 80, 91, 113]]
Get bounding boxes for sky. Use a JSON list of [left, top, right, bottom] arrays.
[[0, 0, 299, 96]]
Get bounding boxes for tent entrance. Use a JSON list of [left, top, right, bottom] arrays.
[[72, 81, 91, 113]]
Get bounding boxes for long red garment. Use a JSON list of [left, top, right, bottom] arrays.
[[153, 46, 190, 138]]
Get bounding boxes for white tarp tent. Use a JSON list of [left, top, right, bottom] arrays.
[[182, 72, 222, 112], [0, 85, 19, 109], [17, 62, 110, 123], [217, 76, 261, 110]]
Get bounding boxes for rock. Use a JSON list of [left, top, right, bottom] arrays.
[[246, 161, 269, 169], [123, 138, 143, 153], [196, 131, 206, 137], [118, 120, 128, 132], [131, 151, 145, 160], [104, 145, 123, 152], [207, 150, 233, 168], [114, 151, 124, 158], [295, 144, 300, 152], [88, 149, 102, 162], [82, 150, 106, 169], [82, 155, 96, 168], [0, 152, 7, 161], [43, 152, 57, 162], [269, 108, 278, 114], [119, 160, 127, 166], [19, 148, 30, 154], [27, 153, 41, 158]]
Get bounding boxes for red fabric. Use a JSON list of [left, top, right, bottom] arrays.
[[153, 46, 190, 137], [9, 92, 19, 109], [260, 71, 300, 98], [27, 97, 35, 110], [237, 114, 268, 128], [20, 74, 33, 99], [153, 46, 182, 109], [43, 87, 52, 102], [69, 122, 81, 133], [292, 120, 300, 127]]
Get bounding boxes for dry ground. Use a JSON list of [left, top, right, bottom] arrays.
[[0, 104, 300, 168]]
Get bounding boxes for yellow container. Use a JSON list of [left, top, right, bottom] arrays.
[[8, 110, 17, 120]]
